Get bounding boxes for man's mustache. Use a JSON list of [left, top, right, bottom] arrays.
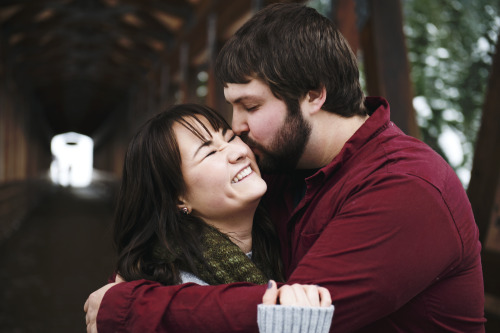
[[239, 133, 263, 165], [239, 133, 263, 151]]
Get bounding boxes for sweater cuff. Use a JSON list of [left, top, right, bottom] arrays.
[[257, 304, 334, 333]]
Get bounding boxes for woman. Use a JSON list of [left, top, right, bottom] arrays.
[[100, 104, 333, 332]]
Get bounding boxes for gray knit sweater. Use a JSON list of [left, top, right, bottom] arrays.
[[257, 304, 334, 333]]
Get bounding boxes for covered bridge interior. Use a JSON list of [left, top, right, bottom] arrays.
[[0, 0, 499, 331]]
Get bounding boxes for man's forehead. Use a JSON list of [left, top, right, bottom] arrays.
[[224, 79, 268, 102]]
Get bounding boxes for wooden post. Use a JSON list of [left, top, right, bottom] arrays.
[[179, 42, 189, 103], [466, 30, 500, 331], [467, 33, 500, 246], [359, 0, 419, 138], [159, 64, 170, 109], [332, 0, 359, 55], [206, 11, 218, 109]]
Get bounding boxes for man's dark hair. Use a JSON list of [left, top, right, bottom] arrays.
[[215, 2, 367, 117]]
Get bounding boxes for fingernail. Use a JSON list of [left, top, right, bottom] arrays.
[[267, 280, 273, 289]]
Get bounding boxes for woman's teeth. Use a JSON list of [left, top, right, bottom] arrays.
[[232, 166, 252, 184]]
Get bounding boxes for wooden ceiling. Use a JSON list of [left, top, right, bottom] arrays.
[[0, 0, 268, 142]]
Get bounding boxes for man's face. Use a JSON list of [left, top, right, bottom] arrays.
[[224, 78, 311, 173]]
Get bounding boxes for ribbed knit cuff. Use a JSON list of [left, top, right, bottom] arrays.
[[257, 304, 334, 333]]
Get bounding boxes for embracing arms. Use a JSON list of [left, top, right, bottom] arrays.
[[85, 176, 478, 332]]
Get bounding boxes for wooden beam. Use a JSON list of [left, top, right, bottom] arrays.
[[332, 0, 359, 54], [482, 250, 500, 297], [165, 0, 253, 82], [467, 32, 500, 246], [359, 0, 419, 138], [178, 42, 189, 103], [206, 10, 218, 109]]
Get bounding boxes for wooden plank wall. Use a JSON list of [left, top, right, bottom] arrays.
[[0, 68, 51, 242]]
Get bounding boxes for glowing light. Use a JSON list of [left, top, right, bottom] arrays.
[[50, 132, 93, 187]]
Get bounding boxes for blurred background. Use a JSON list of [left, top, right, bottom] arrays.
[[0, 0, 499, 331]]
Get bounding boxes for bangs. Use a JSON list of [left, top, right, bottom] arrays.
[[176, 109, 230, 143], [177, 116, 213, 142]]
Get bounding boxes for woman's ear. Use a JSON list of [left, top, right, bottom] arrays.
[[305, 86, 327, 115], [176, 197, 191, 214]]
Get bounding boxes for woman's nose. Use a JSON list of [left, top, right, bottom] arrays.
[[227, 142, 247, 163]]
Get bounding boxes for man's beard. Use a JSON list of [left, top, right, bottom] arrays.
[[241, 110, 311, 174]]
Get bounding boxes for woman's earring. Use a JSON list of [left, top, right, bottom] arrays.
[[182, 207, 189, 215]]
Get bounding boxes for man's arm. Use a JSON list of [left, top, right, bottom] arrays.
[[90, 278, 334, 333], [97, 280, 265, 333]]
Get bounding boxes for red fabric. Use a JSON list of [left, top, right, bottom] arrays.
[[99, 281, 264, 332], [98, 97, 485, 332]]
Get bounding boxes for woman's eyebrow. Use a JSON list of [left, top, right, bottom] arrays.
[[193, 140, 212, 158], [193, 128, 229, 158]]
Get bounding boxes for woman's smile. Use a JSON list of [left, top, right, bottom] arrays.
[[232, 165, 253, 184]]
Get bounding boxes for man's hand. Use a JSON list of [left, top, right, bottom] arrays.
[[84, 275, 125, 333]]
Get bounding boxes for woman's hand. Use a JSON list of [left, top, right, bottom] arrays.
[[262, 280, 332, 307]]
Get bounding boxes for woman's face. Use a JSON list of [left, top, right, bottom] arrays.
[[174, 115, 267, 224]]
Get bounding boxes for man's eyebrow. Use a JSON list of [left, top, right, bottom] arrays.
[[227, 95, 258, 105]]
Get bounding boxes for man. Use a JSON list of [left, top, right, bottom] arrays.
[[85, 3, 485, 332]]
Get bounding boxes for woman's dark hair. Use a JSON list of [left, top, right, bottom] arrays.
[[114, 103, 283, 285], [215, 3, 366, 118]]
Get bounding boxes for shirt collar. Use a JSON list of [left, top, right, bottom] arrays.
[[306, 96, 391, 182]]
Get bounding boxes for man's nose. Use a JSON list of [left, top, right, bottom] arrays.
[[231, 109, 249, 135]]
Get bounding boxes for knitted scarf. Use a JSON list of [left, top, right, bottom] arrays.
[[153, 224, 270, 285]]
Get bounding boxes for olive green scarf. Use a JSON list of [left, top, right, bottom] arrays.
[[154, 224, 270, 285]]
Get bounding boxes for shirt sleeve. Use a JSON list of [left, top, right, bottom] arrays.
[[98, 279, 265, 333], [257, 304, 334, 333]]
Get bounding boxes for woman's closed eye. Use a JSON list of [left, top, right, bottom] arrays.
[[203, 132, 237, 158], [205, 150, 216, 158]]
